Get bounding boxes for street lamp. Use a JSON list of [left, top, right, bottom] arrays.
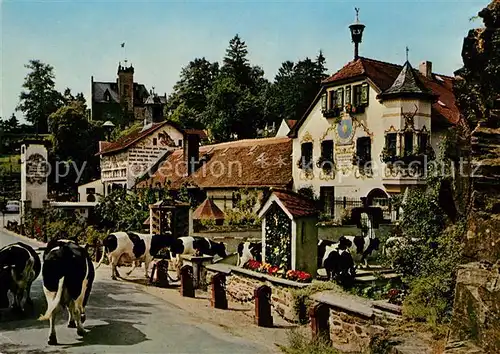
[[103, 121, 115, 141]]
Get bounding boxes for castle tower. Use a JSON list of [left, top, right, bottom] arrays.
[[117, 62, 134, 113]]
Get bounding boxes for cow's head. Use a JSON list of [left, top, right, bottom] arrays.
[[213, 242, 227, 258], [338, 236, 353, 250], [250, 243, 262, 262]]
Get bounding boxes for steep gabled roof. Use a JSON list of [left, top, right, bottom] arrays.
[[98, 121, 176, 155], [258, 188, 319, 219], [378, 61, 437, 101]]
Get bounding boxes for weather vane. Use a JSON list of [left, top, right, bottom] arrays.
[[406, 46, 409, 61], [355, 7, 360, 22]]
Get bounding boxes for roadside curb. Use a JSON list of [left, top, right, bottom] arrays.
[[0, 227, 46, 247]]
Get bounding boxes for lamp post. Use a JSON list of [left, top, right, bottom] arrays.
[[103, 121, 115, 141]]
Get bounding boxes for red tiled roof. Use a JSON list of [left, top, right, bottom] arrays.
[[321, 57, 460, 125], [98, 121, 171, 155], [98, 121, 208, 155], [136, 137, 292, 190], [269, 189, 318, 218], [192, 198, 225, 220]]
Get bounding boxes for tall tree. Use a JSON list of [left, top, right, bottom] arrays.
[[48, 100, 103, 194], [165, 58, 219, 129], [266, 52, 328, 125], [16, 60, 64, 134], [203, 35, 269, 141]]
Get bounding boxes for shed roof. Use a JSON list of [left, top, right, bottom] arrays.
[[258, 189, 319, 219], [192, 198, 225, 220]]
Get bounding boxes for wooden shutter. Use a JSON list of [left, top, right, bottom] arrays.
[[361, 83, 369, 105]]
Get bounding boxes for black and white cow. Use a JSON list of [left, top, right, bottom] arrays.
[[317, 237, 355, 284], [0, 242, 41, 312], [343, 234, 381, 268], [39, 239, 95, 345], [237, 241, 262, 267], [97, 231, 174, 280], [170, 236, 227, 259]]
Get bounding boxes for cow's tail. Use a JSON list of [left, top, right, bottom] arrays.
[[95, 246, 106, 269], [39, 276, 65, 321]]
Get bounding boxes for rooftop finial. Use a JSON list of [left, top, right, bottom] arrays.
[[349, 7, 366, 60], [406, 46, 409, 62]]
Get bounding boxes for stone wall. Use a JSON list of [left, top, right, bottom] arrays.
[[449, 262, 500, 353], [223, 268, 309, 323], [311, 292, 400, 353]]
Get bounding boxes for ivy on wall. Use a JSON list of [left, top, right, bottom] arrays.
[[265, 202, 292, 270]]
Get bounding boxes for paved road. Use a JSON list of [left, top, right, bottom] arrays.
[[0, 226, 275, 354]]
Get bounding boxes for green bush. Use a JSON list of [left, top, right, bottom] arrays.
[[279, 329, 339, 354]]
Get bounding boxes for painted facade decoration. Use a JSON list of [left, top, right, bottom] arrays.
[[289, 58, 459, 220], [99, 121, 184, 195]]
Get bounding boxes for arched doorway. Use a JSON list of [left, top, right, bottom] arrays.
[[366, 188, 388, 205], [366, 188, 390, 221]]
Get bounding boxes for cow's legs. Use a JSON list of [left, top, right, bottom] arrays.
[[69, 301, 86, 336], [48, 312, 57, 345], [126, 261, 138, 276], [111, 255, 121, 280], [67, 306, 76, 328], [144, 258, 152, 278]]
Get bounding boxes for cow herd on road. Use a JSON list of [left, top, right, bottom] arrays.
[[0, 229, 395, 346]]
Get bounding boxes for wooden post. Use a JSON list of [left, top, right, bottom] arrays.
[[210, 273, 228, 310], [309, 303, 330, 343], [254, 285, 273, 327], [180, 265, 195, 297]]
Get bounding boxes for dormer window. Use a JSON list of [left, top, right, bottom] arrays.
[[329, 90, 337, 109], [353, 83, 369, 107], [336, 88, 344, 108], [345, 86, 351, 105]]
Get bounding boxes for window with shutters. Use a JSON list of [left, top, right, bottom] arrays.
[[299, 142, 313, 171], [345, 86, 351, 105], [353, 83, 369, 110], [329, 90, 337, 109], [317, 140, 334, 172], [336, 88, 344, 108], [321, 94, 327, 111]]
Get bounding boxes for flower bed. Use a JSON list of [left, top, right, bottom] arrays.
[[244, 260, 312, 283]]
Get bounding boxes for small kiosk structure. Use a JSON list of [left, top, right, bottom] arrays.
[[149, 199, 190, 237], [258, 189, 319, 276]]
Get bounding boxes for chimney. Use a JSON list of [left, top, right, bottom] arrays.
[[184, 133, 200, 176], [419, 61, 432, 78]]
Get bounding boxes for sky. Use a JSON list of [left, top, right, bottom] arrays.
[[0, 0, 488, 123]]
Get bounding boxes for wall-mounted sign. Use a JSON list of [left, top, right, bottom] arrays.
[[26, 153, 48, 185]]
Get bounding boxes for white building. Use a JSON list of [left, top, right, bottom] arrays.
[[77, 179, 104, 202], [97, 121, 205, 195], [288, 17, 459, 220]]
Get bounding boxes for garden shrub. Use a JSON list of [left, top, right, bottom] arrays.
[[279, 328, 339, 354]]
